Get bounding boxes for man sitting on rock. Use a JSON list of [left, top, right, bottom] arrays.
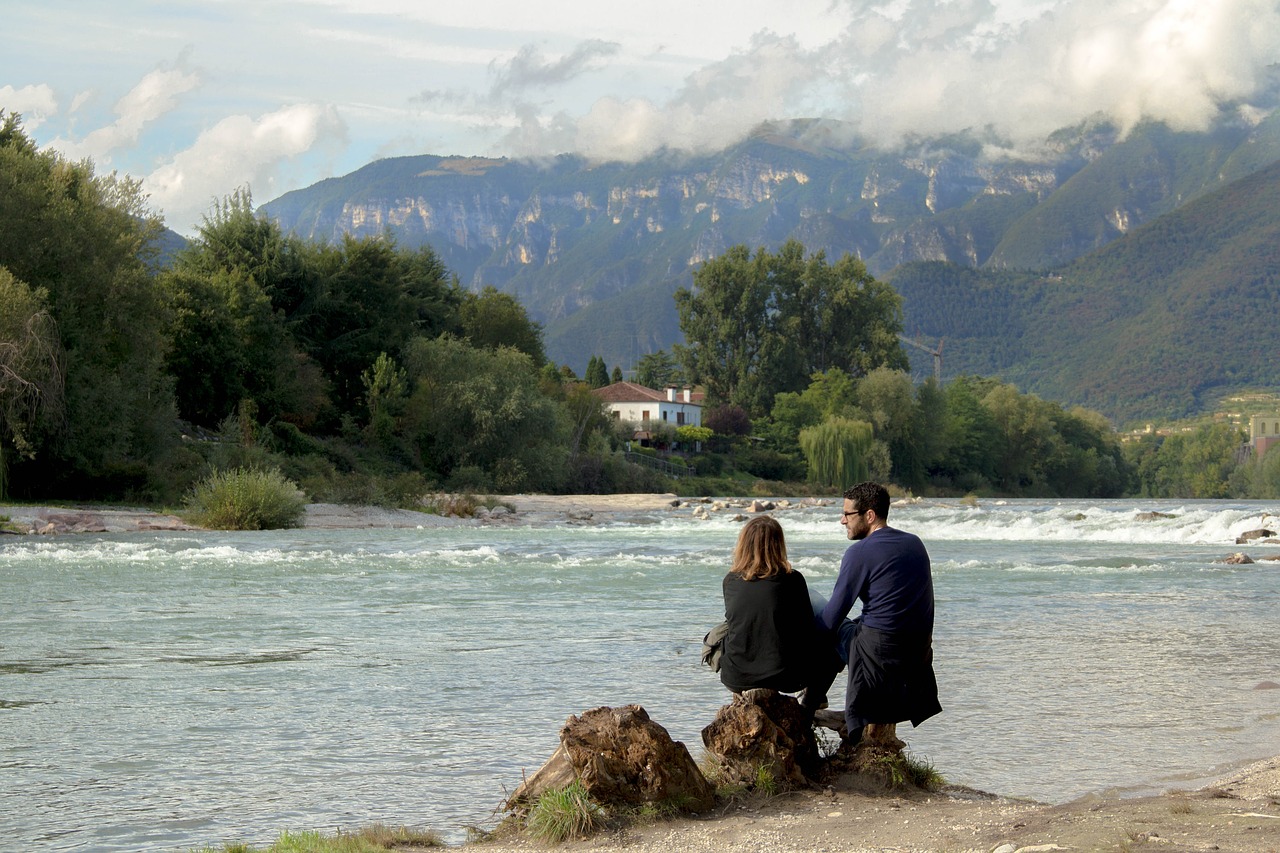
[[812, 481, 942, 749]]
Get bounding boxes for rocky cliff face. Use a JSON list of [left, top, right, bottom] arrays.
[[260, 114, 1280, 369]]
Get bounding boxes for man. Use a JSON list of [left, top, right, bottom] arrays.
[[816, 481, 941, 746]]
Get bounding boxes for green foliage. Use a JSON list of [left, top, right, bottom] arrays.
[[635, 349, 684, 390], [734, 444, 806, 482], [1126, 423, 1246, 498], [459, 286, 545, 365], [0, 113, 176, 500], [525, 781, 603, 844], [404, 335, 567, 492], [676, 240, 906, 416], [752, 763, 779, 796], [184, 467, 307, 530], [872, 751, 945, 792], [676, 425, 713, 444], [799, 417, 873, 487], [584, 354, 610, 388]]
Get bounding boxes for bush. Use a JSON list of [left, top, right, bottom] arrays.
[[689, 454, 726, 476], [735, 445, 805, 481], [184, 467, 307, 530]]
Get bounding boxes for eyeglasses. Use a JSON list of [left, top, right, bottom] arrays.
[[841, 509, 868, 520]]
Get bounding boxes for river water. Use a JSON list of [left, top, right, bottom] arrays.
[[2, 498, 1279, 850]]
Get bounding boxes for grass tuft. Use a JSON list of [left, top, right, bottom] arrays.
[[525, 780, 604, 844], [183, 466, 307, 530], [870, 750, 945, 791], [191, 824, 442, 852], [420, 492, 513, 518], [753, 762, 779, 796]]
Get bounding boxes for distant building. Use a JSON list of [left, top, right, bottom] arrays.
[[591, 381, 704, 429], [1249, 414, 1280, 458]]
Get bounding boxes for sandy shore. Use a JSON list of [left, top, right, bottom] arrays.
[[469, 755, 1280, 852]]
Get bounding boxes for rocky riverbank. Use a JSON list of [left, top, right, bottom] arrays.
[[0, 493, 827, 534]]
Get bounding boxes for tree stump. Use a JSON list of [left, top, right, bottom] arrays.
[[507, 704, 714, 814], [700, 690, 822, 787]]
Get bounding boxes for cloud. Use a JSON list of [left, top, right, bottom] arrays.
[[0, 84, 58, 130], [489, 39, 620, 95], [477, 0, 1280, 161], [51, 64, 200, 163], [145, 103, 347, 233]]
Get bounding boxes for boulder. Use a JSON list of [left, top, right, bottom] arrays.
[[701, 690, 821, 787], [1135, 511, 1177, 521], [508, 705, 713, 814], [1235, 528, 1275, 544], [748, 500, 776, 513], [1222, 552, 1254, 564]]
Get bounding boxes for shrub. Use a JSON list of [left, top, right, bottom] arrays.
[[184, 467, 307, 530]]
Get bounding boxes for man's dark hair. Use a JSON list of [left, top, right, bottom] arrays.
[[844, 481, 890, 519]]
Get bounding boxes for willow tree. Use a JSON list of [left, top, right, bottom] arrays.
[[799, 417, 874, 488]]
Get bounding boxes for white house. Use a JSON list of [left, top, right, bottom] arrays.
[[591, 381, 704, 428]]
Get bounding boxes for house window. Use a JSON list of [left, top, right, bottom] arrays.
[[642, 410, 650, 421], [613, 411, 621, 420], [661, 411, 668, 422], [677, 412, 685, 425]]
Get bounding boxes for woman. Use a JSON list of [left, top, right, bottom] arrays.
[[718, 516, 821, 696]]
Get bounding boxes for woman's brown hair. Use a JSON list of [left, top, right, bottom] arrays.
[[730, 516, 792, 580]]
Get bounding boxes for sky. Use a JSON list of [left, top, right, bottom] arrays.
[[4, 0, 1280, 235]]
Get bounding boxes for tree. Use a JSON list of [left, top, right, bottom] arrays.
[[459, 286, 545, 365], [0, 113, 175, 498], [403, 335, 566, 492], [799, 417, 874, 487], [610, 365, 623, 383], [635, 349, 683, 390], [584, 355, 610, 388], [676, 240, 905, 417], [856, 367, 922, 487], [362, 351, 408, 444], [162, 194, 331, 428]]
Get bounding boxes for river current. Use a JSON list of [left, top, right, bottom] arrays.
[[2, 498, 1279, 850]]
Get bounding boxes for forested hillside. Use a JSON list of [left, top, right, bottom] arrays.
[[259, 109, 1280, 376], [891, 159, 1280, 422]]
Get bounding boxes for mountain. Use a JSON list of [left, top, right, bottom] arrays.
[[259, 111, 1280, 417], [890, 158, 1280, 423]]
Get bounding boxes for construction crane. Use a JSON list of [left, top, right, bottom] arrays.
[[898, 334, 944, 383]]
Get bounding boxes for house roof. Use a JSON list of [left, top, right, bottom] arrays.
[[591, 381, 705, 405]]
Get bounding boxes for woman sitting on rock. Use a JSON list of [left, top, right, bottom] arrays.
[[718, 516, 829, 702]]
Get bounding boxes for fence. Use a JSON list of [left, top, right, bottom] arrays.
[[623, 452, 695, 479]]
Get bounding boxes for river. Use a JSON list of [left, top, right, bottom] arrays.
[[2, 498, 1279, 850]]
